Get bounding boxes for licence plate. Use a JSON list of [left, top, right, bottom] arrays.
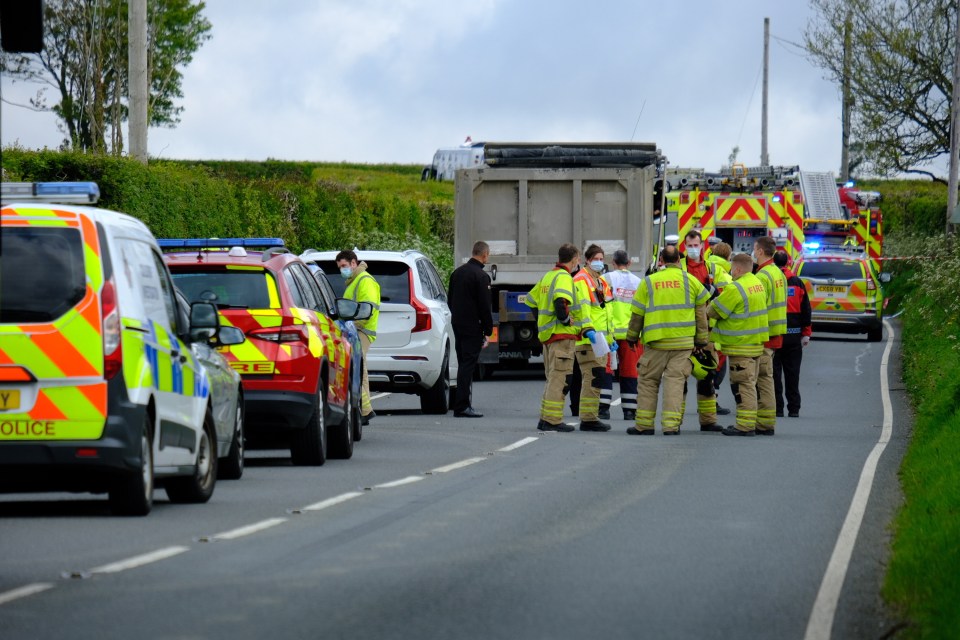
[[0, 390, 21, 410], [816, 285, 847, 294]]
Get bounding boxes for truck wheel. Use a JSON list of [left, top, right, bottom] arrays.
[[867, 326, 883, 342], [329, 384, 355, 460], [420, 349, 450, 414], [218, 393, 244, 480], [109, 416, 154, 516], [165, 413, 218, 503], [291, 385, 328, 466]]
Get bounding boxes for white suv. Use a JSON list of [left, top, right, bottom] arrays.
[[300, 249, 458, 414]]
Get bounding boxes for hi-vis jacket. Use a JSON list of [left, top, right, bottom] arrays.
[[708, 272, 770, 356], [526, 265, 585, 343], [573, 267, 613, 347], [756, 260, 788, 338], [602, 268, 641, 341], [626, 264, 709, 350], [344, 263, 380, 342]]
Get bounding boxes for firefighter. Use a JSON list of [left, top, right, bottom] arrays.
[[338, 250, 381, 426], [707, 253, 769, 436], [773, 250, 812, 418], [680, 230, 722, 432], [525, 243, 591, 433], [625, 245, 709, 435], [708, 241, 734, 416], [601, 250, 642, 420], [753, 236, 788, 435], [567, 244, 613, 431]]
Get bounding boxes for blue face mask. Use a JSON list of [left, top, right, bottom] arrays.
[[340, 267, 352, 279], [590, 260, 605, 272]]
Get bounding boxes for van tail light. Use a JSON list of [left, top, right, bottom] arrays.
[[101, 278, 123, 379], [249, 325, 310, 344]]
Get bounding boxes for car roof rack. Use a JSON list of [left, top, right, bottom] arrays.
[[1, 181, 100, 205]]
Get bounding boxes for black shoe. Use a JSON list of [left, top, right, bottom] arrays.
[[622, 409, 636, 421], [663, 429, 680, 435], [579, 420, 611, 432], [361, 411, 375, 426], [776, 410, 784, 418], [700, 424, 724, 432], [454, 407, 483, 418], [598, 408, 611, 420], [538, 420, 574, 433], [756, 427, 775, 436], [626, 427, 655, 436], [721, 425, 756, 437], [788, 411, 800, 418], [716, 405, 731, 416]]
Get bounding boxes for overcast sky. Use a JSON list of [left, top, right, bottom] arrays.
[[2, 1, 852, 174]]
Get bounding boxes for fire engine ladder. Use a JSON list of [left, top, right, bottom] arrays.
[[799, 171, 844, 221]]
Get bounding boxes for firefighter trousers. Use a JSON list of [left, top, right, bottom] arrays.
[[728, 355, 759, 432], [773, 340, 803, 415], [682, 342, 718, 427], [540, 339, 575, 425], [571, 345, 605, 421], [635, 347, 692, 432], [756, 347, 777, 431]]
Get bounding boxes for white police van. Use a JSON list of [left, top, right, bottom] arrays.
[[0, 182, 243, 515]]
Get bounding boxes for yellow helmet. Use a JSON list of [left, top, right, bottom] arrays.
[[690, 350, 717, 380]]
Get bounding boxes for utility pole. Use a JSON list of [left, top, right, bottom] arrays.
[[761, 17, 769, 167], [840, 10, 852, 182], [128, 0, 148, 164], [948, 6, 960, 235]]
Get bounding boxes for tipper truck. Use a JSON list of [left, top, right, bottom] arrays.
[[454, 142, 665, 377]]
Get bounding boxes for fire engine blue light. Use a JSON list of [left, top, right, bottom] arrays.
[[771, 195, 782, 203], [844, 181, 855, 188], [803, 241, 821, 250], [35, 182, 100, 198], [157, 238, 285, 249]]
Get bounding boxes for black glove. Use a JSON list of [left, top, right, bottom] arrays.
[[627, 337, 639, 348]]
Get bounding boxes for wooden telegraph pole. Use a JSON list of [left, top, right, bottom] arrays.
[[128, 0, 148, 164]]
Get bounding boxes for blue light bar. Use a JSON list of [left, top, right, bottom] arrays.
[[1, 181, 100, 204], [844, 180, 855, 188], [803, 241, 821, 250], [157, 238, 285, 249]]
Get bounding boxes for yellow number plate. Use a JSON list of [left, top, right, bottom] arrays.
[[0, 390, 21, 411], [817, 285, 847, 294]]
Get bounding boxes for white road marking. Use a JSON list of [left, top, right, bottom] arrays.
[[89, 546, 190, 574], [611, 398, 622, 406], [0, 583, 54, 606], [373, 476, 423, 489], [431, 457, 486, 474], [299, 492, 364, 512], [370, 392, 391, 400], [499, 437, 538, 452], [204, 518, 288, 542], [804, 320, 896, 640]]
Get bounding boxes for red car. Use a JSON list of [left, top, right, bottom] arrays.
[[161, 239, 368, 465]]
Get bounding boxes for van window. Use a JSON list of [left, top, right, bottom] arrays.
[[0, 227, 86, 322], [316, 260, 410, 305], [798, 261, 864, 280], [172, 269, 274, 309]]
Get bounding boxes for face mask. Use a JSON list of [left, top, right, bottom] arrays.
[[340, 267, 352, 279], [590, 260, 604, 272], [686, 246, 701, 260]]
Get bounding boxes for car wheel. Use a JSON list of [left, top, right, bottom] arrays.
[[218, 392, 245, 480], [109, 415, 154, 516], [420, 348, 450, 415], [329, 383, 355, 460], [350, 375, 363, 442], [291, 384, 328, 466], [867, 325, 883, 342], [165, 412, 218, 503]]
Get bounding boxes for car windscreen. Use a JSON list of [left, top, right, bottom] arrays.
[[313, 260, 410, 304], [171, 269, 274, 309], [0, 227, 87, 322], [798, 261, 863, 280]]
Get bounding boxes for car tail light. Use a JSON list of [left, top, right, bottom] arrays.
[[101, 278, 122, 379], [408, 270, 432, 333], [249, 325, 309, 344]]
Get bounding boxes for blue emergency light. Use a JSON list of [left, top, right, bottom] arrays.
[[157, 238, 285, 249], [803, 241, 821, 251], [844, 181, 855, 188], [1, 181, 100, 204]]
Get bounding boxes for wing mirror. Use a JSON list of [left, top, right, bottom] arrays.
[[189, 301, 219, 342], [216, 326, 246, 346], [879, 272, 892, 284], [336, 298, 373, 321]]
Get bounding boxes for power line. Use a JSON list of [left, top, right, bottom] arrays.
[[736, 63, 763, 148]]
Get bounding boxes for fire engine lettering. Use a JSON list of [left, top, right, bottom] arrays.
[[0, 421, 55, 437]]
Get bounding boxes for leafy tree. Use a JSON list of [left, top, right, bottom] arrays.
[[1, 0, 211, 154], [804, 0, 955, 181]]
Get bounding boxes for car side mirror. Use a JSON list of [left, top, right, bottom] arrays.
[[336, 298, 372, 320], [216, 326, 246, 347], [189, 301, 219, 342], [879, 272, 892, 284]]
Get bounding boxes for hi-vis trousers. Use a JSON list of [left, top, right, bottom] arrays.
[[574, 345, 605, 421], [728, 355, 760, 432], [756, 347, 777, 432], [540, 339, 575, 425], [635, 347, 692, 432]]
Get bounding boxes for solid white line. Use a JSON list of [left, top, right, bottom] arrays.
[[370, 392, 391, 400], [431, 457, 486, 474], [0, 583, 55, 606], [301, 491, 364, 512], [499, 437, 539, 452], [208, 518, 288, 541], [90, 546, 190, 575], [374, 476, 423, 489], [804, 320, 896, 640]]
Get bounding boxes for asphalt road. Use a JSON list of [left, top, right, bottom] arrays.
[[0, 323, 909, 640]]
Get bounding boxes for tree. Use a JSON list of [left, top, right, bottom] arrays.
[[804, 0, 956, 181], [0, 0, 211, 154]]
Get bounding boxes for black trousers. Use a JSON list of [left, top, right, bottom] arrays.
[[773, 339, 803, 414], [453, 326, 483, 412]]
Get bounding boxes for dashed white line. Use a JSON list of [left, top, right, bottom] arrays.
[[299, 491, 364, 512], [374, 476, 424, 489], [205, 518, 288, 542], [370, 392, 392, 400], [89, 546, 190, 574], [499, 437, 539, 452], [431, 457, 486, 474], [0, 583, 55, 606]]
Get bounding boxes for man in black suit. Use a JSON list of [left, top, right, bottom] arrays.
[[447, 241, 494, 417]]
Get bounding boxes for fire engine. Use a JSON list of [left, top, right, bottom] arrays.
[[665, 165, 883, 267]]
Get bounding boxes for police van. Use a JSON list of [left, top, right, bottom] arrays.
[[0, 182, 243, 515]]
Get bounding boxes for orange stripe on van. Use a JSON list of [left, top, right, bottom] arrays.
[[30, 391, 68, 421], [0, 366, 34, 382], [30, 330, 99, 377], [78, 383, 108, 416]]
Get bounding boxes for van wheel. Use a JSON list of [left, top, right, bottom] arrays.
[[420, 349, 450, 414], [291, 385, 327, 466], [109, 416, 154, 516], [218, 393, 244, 480], [350, 376, 363, 442], [329, 383, 355, 460], [166, 413, 218, 503], [867, 326, 883, 342]]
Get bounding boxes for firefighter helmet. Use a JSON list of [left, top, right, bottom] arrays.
[[690, 349, 717, 380]]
